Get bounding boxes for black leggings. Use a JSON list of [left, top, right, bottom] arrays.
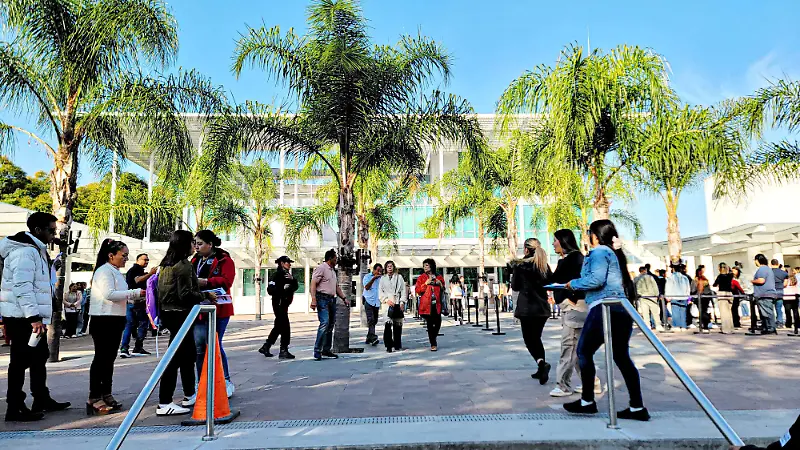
[[519, 316, 548, 362], [578, 306, 643, 407], [159, 311, 196, 404], [785, 299, 799, 331], [89, 315, 126, 399], [422, 311, 442, 347]]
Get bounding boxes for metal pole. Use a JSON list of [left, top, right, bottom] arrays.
[[616, 299, 744, 446], [472, 295, 482, 327], [492, 295, 505, 336], [203, 307, 217, 441], [107, 305, 210, 450], [601, 303, 618, 429], [482, 296, 493, 331]]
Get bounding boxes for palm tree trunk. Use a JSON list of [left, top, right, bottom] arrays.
[[48, 142, 79, 362], [591, 167, 610, 220], [665, 193, 682, 264], [478, 220, 486, 276], [254, 248, 263, 320], [369, 237, 379, 261], [505, 202, 518, 259], [356, 213, 369, 328], [334, 184, 355, 353]]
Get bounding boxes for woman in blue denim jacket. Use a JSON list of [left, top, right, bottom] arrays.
[[562, 220, 649, 421]]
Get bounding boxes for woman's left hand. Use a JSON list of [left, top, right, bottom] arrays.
[[198, 278, 209, 288], [565, 281, 572, 290]]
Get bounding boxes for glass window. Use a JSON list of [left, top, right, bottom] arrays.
[[292, 267, 306, 293], [242, 268, 268, 297], [463, 267, 478, 294]]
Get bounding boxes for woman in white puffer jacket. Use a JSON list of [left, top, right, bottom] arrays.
[[86, 239, 143, 416]]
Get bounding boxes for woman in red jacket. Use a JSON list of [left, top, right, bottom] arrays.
[[191, 230, 236, 399], [415, 258, 446, 351]]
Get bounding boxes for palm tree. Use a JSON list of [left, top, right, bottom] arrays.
[[422, 162, 506, 277], [204, 0, 484, 352], [628, 105, 745, 263], [207, 161, 282, 320], [0, 0, 223, 360], [497, 43, 675, 220]]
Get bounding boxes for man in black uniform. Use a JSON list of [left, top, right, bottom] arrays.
[[259, 256, 299, 360]]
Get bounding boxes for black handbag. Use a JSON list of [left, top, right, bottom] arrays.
[[388, 304, 404, 319]]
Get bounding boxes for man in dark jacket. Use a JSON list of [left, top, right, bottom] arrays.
[[259, 256, 299, 360]]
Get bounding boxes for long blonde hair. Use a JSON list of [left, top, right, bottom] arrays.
[[523, 238, 549, 275]]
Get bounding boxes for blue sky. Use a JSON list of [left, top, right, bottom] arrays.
[[7, 0, 800, 241]]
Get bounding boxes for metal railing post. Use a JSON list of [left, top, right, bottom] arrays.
[[615, 299, 745, 446], [601, 303, 618, 429], [106, 304, 214, 450], [203, 307, 217, 441]]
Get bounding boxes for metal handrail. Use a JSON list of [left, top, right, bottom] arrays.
[[598, 298, 744, 446], [106, 304, 218, 450]]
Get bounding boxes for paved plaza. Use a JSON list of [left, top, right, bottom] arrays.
[[0, 311, 797, 447]]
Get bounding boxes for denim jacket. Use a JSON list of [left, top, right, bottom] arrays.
[[569, 245, 626, 309]]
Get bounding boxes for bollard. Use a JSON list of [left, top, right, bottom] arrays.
[[659, 296, 669, 331], [472, 296, 482, 327], [466, 296, 472, 324], [482, 296, 494, 331], [492, 295, 505, 336], [747, 295, 759, 335]]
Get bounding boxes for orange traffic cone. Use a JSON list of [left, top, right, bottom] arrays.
[[182, 338, 240, 426]]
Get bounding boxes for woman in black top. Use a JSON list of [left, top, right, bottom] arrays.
[[713, 263, 735, 334], [511, 238, 553, 385], [549, 229, 588, 397]]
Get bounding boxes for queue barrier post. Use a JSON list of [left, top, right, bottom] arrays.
[[492, 295, 505, 336]]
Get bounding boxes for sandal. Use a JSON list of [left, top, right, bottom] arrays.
[[431, 346, 438, 352], [86, 399, 113, 416], [103, 394, 122, 411]]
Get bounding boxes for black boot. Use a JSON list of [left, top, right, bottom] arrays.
[[31, 396, 71, 414], [531, 360, 550, 385], [278, 348, 295, 360], [258, 343, 274, 358], [5, 403, 44, 422]]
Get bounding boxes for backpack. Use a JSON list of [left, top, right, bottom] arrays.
[[145, 267, 160, 330]]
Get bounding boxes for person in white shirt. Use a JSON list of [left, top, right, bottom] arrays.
[[665, 263, 691, 330], [378, 261, 406, 352], [86, 239, 144, 416]]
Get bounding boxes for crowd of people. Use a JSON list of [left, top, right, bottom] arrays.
[[1, 212, 796, 444]]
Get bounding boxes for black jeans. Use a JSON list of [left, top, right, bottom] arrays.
[[578, 306, 643, 408], [89, 315, 126, 399], [699, 297, 711, 330], [422, 310, 442, 347], [731, 298, 741, 328], [365, 303, 380, 342], [64, 312, 79, 336], [159, 311, 196, 404], [5, 318, 50, 405], [519, 316, 548, 362], [81, 305, 90, 334], [785, 298, 799, 331], [383, 319, 403, 350], [266, 300, 291, 349]]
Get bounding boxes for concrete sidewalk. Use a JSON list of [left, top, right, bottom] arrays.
[[0, 409, 792, 449]]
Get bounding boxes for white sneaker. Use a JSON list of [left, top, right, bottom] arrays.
[[181, 394, 196, 407], [226, 380, 235, 398], [656, 327, 665, 332], [156, 402, 191, 416], [688, 324, 697, 329], [549, 387, 573, 397]]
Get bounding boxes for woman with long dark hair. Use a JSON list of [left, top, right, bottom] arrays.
[[692, 266, 713, 334], [87, 239, 144, 415], [156, 230, 215, 416], [563, 220, 649, 421], [415, 258, 445, 351], [549, 229, 594, 397], [510, 238, 553, 384], [191, 230, 236, 398]]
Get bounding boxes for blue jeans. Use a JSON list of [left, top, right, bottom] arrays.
[[314, 294, 336, 355], [193, 317, 230, 381], [775, 298, 785, 324], [120, 303, 148, 351], [671, 302, 687, 329], [577, 305, 643, 408]]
